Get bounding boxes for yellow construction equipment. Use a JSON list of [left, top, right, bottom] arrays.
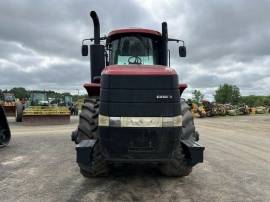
[[16, 91, 70, 125], [191, 103, 206, 118]]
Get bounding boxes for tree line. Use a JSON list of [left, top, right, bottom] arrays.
[[193, 83, 270, 107]]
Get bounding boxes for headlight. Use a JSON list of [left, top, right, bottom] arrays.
[[109, 117, 121, 127], [162, 116, 182, 127], [162, 117, 174, 127], [98, 114, 109, 126], [121, 117, 162, 127], [99, 115, 182, 127]]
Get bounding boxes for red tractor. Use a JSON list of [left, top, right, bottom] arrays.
[[72, 11, 204, 177]]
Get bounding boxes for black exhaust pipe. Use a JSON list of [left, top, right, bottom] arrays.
[[90, 11, 100, 45], [89, 11, 105, 83], [161, 22, 168, 66]]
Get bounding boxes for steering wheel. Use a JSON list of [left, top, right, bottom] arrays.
[[128, 56, 142, 64]]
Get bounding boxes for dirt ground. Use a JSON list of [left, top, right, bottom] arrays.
[[0, 115, 270, 202]]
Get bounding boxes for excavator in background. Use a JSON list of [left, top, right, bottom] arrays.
[[16, 91, 70, 125], [0, 106, 11, 146], [0, 93, 16, 116]]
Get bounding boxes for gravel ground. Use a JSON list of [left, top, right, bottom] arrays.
[[0, 115, 270, 202]]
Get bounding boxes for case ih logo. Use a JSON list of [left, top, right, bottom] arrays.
[[156, 95, 173, 99]]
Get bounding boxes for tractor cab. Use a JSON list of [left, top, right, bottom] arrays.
[[3, 93, 16, 102], [0, 93, 16, 116], [64, 95, 73, 107], [30, 91, 49, 106], [107, 30, 162, 65]]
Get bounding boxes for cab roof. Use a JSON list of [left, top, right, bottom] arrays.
[[108, 28, 161, 38]]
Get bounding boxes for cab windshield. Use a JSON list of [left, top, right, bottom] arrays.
[[4, 94, 15, 102], [110, 35, 159, 65], [64, 96, 72, 104], [32, 93, 47, 102], [31, 93, 49, 106]]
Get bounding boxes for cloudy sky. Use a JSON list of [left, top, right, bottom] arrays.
[[0, 0, 269, 99]]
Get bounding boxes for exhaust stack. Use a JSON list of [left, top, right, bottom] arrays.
[[90, 11, 100, 45], [161, 22, 168, 66], [89, 11, 105, 83]]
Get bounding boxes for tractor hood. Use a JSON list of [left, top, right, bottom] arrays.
[[100, 65, 181, 117], [101, 65, 178, 89]]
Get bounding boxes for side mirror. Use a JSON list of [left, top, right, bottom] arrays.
[[81, 45, 88, 56], [179, 46, 186, 57]]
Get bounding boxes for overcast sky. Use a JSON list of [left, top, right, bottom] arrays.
[[0, 0, 269, 99]]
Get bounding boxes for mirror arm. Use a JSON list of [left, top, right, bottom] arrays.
[[168, 38, 185, 46], [82, 36, 107, 45]]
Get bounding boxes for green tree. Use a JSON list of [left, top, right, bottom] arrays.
[[192, 90, 204, 103], [9, 87, 29, 99], [214, 84, 241, 104], [240, 95, 270, 107], [263, 97, 270, 106]]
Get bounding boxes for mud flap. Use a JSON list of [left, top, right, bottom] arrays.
[[76, 139, 96, 170], [180, 139, 205, 166]]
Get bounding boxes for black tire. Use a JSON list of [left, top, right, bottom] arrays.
[[79, 141, 109, 177], [0, 128, 11, 147], [159, 99, 194, 177], [16, 103, 23, 122], [74, 98, 109, 177], [0, 106, 11, 146]]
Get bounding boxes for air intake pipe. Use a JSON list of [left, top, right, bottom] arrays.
[[90, 11, 100, 45]]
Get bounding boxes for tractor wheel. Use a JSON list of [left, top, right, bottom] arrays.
[[16, 103, 23, 122], [79, 141, 109, 177], [74, 98, 109, 177], [159, 99, 193, 177]]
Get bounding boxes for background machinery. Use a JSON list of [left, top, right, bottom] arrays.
[[16, 91, 70, 125], [0, 93, 16, 116], [0, 106, 11, 146], [60, 95, 78, 116], [191, 102, 206, 118], [71, 11, 204, 177], [202, 100, 217, 117]]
